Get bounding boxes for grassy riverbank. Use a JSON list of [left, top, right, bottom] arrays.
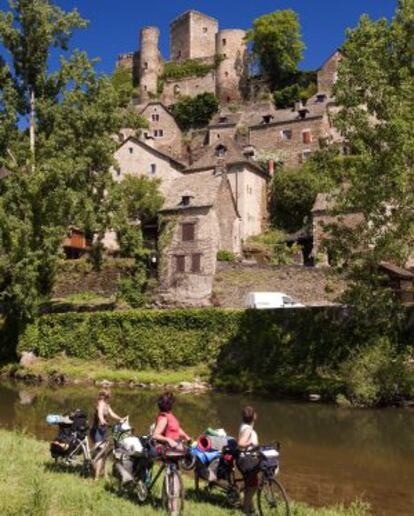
[[0, 429, 368, 515], [1, 356, 209, 387]]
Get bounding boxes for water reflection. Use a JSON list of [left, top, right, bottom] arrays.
[[0, 382, 413, 515]]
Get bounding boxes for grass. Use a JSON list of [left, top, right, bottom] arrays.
[[3, 356, 209, 386], [0, 429, 369, 516]]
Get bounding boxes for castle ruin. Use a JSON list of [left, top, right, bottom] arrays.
[[118, 10, 249, 105]]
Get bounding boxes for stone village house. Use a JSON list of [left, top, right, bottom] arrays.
[[107, 11, 346, 303]]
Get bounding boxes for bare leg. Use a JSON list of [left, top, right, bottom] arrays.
[[243, 486, 257, 514]]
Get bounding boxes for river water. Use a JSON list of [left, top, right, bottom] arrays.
[[0, 381, 413, 515]]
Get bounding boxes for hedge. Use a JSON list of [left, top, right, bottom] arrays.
[[17, 307, 378, 371]]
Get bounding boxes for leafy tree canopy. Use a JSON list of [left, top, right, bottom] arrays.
[[330, 0, 414, 268], [0, 0, 147, 348], [171, 92, 219, 131], [247, 10, 305, 89]]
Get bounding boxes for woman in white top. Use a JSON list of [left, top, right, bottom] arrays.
[[238, 406, 259, 514]]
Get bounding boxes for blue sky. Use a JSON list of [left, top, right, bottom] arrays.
[[0, 0, 397, 74]]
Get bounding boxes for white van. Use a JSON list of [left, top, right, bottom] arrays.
[[245, 292, 304, 309]]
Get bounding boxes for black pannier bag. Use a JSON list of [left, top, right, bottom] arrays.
[[49, 409, 89, 459], [236, 452, 260, 480], [259, 446, 279, 474]]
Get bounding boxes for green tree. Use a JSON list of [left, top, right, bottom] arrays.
[[171, 92, 219, 131], [331, 0, 414, 267], [270, 168, 321, 232], [0, 0, 144, 350], [111, 175, 163, 258], [247, 10, 305, 89], [110, 175, 163, 308], [111, 65, 136, 107]]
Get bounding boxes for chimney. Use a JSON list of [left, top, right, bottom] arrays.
[[268, 160, 275, 176], [294, 100, 303, 112]]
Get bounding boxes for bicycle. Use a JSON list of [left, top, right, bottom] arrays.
[[194, 442, 290, 515], [145, 442, 195, 515], [241, 444, 291, 516]]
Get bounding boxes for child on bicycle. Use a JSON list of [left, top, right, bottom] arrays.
[[152, 391, 191, 448], [238, 406, 259, 515]]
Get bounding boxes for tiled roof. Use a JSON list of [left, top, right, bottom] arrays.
[[118, 136, 187, 169], [246, 96, 328, 128], [186, 135, 264, 174], [160, 171, 221, 211], [379, 262, 414, 280]]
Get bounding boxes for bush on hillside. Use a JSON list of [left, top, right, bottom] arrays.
[[340, 337, 414, 407], [217, 250, 237, 262], [171, 93, 219, 131]]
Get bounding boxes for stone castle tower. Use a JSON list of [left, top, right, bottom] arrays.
[[118, 10, 248, 105]]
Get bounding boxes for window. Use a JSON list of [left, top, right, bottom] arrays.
[[182, 223, 195, 241], [116, 168, 121, 177], [152, 114, 160, 122], [181, 195, 191, 206], [316, 93, 327, 103], [224, 71, 229, 77], [302, 130, 312, 144], [129, 147, 134, 154], [301, 150, 312, 162], [175, 255, 185, 273], [203, 27, 208, 33], [154, 129, 164, 138], [174, 84, 180, 95], [219, 116, 228, 124], [191, 254, 201, 273], [150, 163, 156, 175], [144, 62, 148, 70], [222, 38, 227, 46], [215, 144, 227, 157], [262, 115, 273, 124], [281, 129, 292, 141]]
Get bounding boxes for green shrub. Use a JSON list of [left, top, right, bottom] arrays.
[[171, 93, 219, 131], [340, 337, 414, 407], [17, 307, 413, 398], [163, 59, 215, 80], [245, 230, 300, 265], [217, 250, 237, 262]]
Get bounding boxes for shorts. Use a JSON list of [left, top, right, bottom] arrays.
[[93, 425, 108, 444]]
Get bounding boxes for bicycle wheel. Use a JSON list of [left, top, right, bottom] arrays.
[[257, 478, 290, 516], [162, 468, 184, 515]]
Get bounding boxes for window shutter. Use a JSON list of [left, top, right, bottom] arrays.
[[182, 223, 195, 241], [175, 255, 185, 273], [191, 254, 201, 273], [302, 131, 311, 144]]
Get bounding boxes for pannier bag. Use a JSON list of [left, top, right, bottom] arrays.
[[259, 447, 279, 474], [196, 457, 219, 482], [50, 439, 72, 458], [237, 453, 260, 479]]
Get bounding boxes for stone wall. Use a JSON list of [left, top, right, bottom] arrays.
[[249, 115, 330, 168], [226, 164, 268, 239], [159, 206, 219, 305], [53, 260, 134, 298], [170, 11, 218, 61], [215, 30, 248, 103], [318, 50, 341, 95], [141, 103, 182, 155], [216, 178, 241, 253], [162, 72, 216, 105], [113, 139, 183, 196], [212, 262, 347, 308]]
